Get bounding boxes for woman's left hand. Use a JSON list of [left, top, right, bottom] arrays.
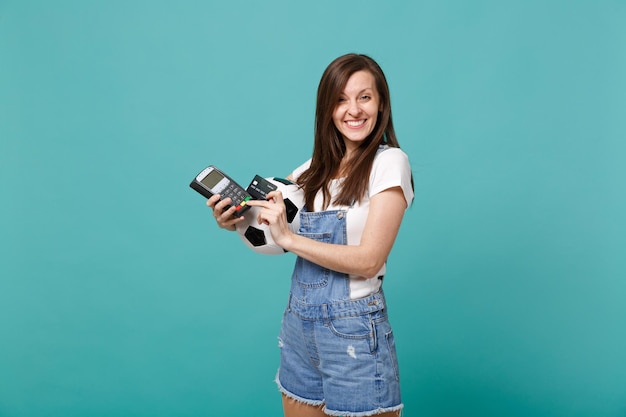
[[245, 191, 294, 249]]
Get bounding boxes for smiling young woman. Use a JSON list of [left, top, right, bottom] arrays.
[[207, 53, 413, 417]]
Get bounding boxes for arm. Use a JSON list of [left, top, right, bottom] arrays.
[[246, 186, 407, 278]]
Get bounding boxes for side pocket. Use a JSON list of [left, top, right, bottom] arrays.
[[385, 330, 400, 381]]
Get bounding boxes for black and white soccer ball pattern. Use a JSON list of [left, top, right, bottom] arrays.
[[235, 177, 304, 255]]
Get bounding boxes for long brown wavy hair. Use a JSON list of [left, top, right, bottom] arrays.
[[297, 53, 409, 210]]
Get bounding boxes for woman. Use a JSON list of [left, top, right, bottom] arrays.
[[207, 53, 413, 417]]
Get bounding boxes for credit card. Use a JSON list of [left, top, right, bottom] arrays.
[[246, 175, 278, 200]]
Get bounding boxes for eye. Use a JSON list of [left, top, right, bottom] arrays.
[[360, 95, 371, 101], [337, 97, 347, 103]]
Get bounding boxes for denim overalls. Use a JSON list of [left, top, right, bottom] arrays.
[[276, 206, 403, 417]]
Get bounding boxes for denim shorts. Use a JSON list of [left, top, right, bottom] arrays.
[[276, 294, 403, 416]]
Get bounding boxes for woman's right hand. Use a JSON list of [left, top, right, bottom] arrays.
[[206, 194, 245, 231]]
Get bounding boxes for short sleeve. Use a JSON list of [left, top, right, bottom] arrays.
[[369, 148, 414, 207], [291, 159, 312, 181]]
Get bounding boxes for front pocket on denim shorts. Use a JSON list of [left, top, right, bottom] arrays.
[[294, 232, 332, 288], [328, 314, 377, 353]]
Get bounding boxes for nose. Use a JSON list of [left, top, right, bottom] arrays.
[[347, 99, 361, 116]]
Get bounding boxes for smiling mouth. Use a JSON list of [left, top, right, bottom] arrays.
[[346, 119, 366, 127]]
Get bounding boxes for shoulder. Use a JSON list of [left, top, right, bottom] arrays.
[[291, 158, 312, 181], [373, 146, 411, 168], [372, 146, 411, 173], [369, 146, 414, 205]]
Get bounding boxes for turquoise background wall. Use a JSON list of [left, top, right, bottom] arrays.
[[1, 1, 625, 416]]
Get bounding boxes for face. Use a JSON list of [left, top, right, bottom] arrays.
[[332, 70, 380, 153]]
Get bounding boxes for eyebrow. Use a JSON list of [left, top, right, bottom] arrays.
[[340, 87, 374, 96]]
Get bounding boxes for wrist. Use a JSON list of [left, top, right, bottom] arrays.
[[276, 231, 295, 252]]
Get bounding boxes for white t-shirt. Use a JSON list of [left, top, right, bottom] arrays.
[[291, 146, 414, 299]]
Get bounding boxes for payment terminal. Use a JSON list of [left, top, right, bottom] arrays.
[[189, 165, 252, 217]]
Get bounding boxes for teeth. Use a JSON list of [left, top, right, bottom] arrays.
[[347, 120, 365, 127]]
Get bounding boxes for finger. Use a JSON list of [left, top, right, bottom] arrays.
[[256, 211, 269, 226], [217, 204, 237, 220], [245, 199, 271, 208], [217, 208, 242, 231], [266, 190, 284, 204], [226, 214, 246, 225], [218, 213, 244, 232], [206, 194, 221, 208], [214, 197, 233, 213]]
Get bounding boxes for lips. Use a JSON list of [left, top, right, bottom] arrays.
[[345, 119, 366, 128]]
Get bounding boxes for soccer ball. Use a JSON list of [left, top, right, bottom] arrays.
[[235, 177, 304, 255]]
